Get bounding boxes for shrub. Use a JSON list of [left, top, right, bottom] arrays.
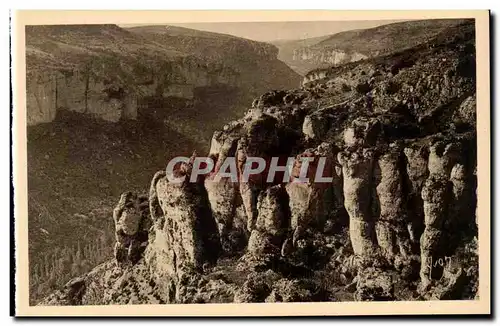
[[341, 83, 352, 92], [385, 80, 401, 95], [355, 82, 371, 94]]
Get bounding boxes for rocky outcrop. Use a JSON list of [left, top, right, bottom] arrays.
[[338, 148, 377, 258], [236, 112, 282, 231], [403, 143, 429, 243], [375, 144, 413, 262], [38, 20, 478, 305], [286, 143, 341, 246], [246, 185, 289, 262], [418, 139, 471, 288], [205, 124, 248, 252], [302, 104, 349, 141], [26, 72, 58, 125], [146, 160, 221, 302], [113, 192, 151, 266]]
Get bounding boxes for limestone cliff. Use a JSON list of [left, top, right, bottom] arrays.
[[26, 24, 300, 126], [274, 19, 469, 77], [39, 20, 478, 305], [292, 48, 367, 71]]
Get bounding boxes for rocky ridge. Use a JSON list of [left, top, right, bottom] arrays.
[[40, 20, 478, 305]]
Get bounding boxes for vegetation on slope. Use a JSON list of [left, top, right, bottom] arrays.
[[27, 110, 201, 303]]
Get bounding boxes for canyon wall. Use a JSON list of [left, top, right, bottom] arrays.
[[26, 60, 240, 125], [274, 19, 469, 77], [292, 48, 367, 69], [25, 24, 300, 126]]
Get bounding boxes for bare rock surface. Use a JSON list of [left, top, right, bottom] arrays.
[[113, 192, 150, 266]]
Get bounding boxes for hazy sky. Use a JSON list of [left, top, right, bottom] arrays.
[[122, 20, 408, 42]]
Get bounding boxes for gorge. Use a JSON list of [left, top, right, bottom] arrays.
[[34, 19, 478, 305], [26, 23, 300, 303]]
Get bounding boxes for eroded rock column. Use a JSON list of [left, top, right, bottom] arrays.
[[375, 143, 412, 262], [236, 112, 280, 232], [419, 141, 460, 286], [338, 117, 382, 259], [285, 142, 339, 246], [146, 162, 221, 302], [338, 148, 377, 258], [113, 192, 150, 266], [403, 143, 429, 245], [449, 158, 475, 232], [205, 127, 245, 251], [246, 185, 290, 259]]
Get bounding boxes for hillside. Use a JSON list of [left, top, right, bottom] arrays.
[[273, 19, 470, 76], [40, 20, 478, 305], [27, 110, 204, 304], [26, 24, 301, 304]]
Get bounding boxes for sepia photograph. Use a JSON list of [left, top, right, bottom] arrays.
[[12, 10, 490, 316]]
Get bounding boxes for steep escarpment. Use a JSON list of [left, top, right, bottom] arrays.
[[26, 24, 300, 132], [126, 25, 300, 104], [39, 20, 478, 305], [274, 19, 469, 76]]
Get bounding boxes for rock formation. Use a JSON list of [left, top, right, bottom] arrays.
[[113, 192, 150, 266], [145, 156, 222, 302], [38, 20, 478, 305], [286, 143, 340, 246], [338, 148, 377, 258], [246, 185, 290, 260], [375, 143, 413, 262]]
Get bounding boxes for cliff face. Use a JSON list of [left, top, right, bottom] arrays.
[[292, 48, 367, 69], [274, 19, 470, 77], [26, 24, 300, 126], [27, 69, 141, 125], [40, 21, 478, 305]]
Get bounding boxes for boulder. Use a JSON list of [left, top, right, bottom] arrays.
[[343, 117, 382, 148], [452, 95, 476, 129], [113, 192, 150, 266]]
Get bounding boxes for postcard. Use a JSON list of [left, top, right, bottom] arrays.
[[11, 9, 490, 316]]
